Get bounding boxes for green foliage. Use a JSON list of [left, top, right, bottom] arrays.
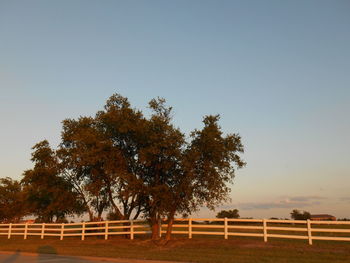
[[290, 209, 311, 220], [216, 209, 240, 219]]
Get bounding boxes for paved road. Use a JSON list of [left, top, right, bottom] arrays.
[[0, 252, 187, 263], [0, 253, 104, 263]]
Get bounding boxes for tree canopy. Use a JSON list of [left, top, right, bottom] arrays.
[[216, 209, 240, 219], [290, 209, 311, 220], [0, 94, 245, 240], [22, 141, 84, 222], [0, 177, 26, 223]]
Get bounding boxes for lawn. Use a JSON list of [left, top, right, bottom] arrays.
[[1, 236, 350, 263]]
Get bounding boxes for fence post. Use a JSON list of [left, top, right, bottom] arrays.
[[81, 222, 86, 241], [130, 220, 134, 240], [105, 221, 109, 240], [224, 217, 228, 239], [41, 223, 45, 239], [24, 223, 28, 240], [307, 219, 313, 245], [263, 219, 267, 242], [60, 223, 64, 240], [8, 223, 12, 239], [188, 218, 192, 239]]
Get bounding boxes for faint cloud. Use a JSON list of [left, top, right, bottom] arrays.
[[339, 197, 350, 202], [230, 196, 327, 211], [289, 196, 326, 202], [237, 201, 303, 210]]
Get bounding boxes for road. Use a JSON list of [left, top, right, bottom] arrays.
[[0, 252, 186, 263], [0, 253, 110, 263], [0, 253, 102, 263]]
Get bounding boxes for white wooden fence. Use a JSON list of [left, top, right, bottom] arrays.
[[1, 218, 350, 245]]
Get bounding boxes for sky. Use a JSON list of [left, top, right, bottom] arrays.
[[0, 0, 349, 219]]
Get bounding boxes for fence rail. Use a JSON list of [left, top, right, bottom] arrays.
[[1, 218, 350, 245]]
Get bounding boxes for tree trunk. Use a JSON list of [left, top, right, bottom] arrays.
[[150, 214, 161, 240], [133, 204, 142, 220], [87, 209, 94, 222], [165, 218, 174, 241], [77, 191, 94, 222], [165, 211, 176, 241], [97, 213, 103, 221], [106, 187, 124, 219], [151, 220, 159, 240]]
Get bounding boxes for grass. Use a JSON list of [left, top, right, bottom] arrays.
[[1, 235, 350, 263]]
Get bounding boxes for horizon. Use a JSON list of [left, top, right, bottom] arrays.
[[1, 0, 349, 219]]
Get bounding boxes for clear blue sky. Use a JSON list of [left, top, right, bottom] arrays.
[[1, 0, 349, 218]]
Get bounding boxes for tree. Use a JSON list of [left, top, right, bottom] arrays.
[[216, 209, 240, 219], [290, 209, 311, 220], [131, 99, 245, 240], [0, 177, 26, 223], [58, 95, 147, 221], [58, 117, 116, 221], [22, 93, 245, 239], [22, 141, 84, 222], [135, 98, 186, 239], [94, 94, 148, 220], [163, 114, 245, 240]]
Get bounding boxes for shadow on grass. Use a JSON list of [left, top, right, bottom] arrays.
[[37, 246, 61, 263], [36, 246, 97, 263], [37, 245, 57, 254], [1, 250, 20, 263]]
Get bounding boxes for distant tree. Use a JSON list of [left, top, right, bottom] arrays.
[[0, 177, 26, 223], [216, 209, 240, 219], [55, 217, 69, 223], [106, 210, 123, 221], [290, 209, 311, 220]]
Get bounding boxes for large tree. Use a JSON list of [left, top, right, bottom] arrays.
[[22, 93, 245, 239], [161, 114, 245, 240], [116, 98, 245, 240], [58, 117, 115, 221], [58, 95, 147, 221], [94, 94, 148, 220], [135, 98, 186, 239]]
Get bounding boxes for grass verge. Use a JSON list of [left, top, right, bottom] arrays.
[[0, 236, 350, 263]]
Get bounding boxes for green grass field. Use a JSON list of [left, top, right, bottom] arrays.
[[1, 235, 350, 263]]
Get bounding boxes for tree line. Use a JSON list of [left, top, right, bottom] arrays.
[[0, 94, 245, 240]]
